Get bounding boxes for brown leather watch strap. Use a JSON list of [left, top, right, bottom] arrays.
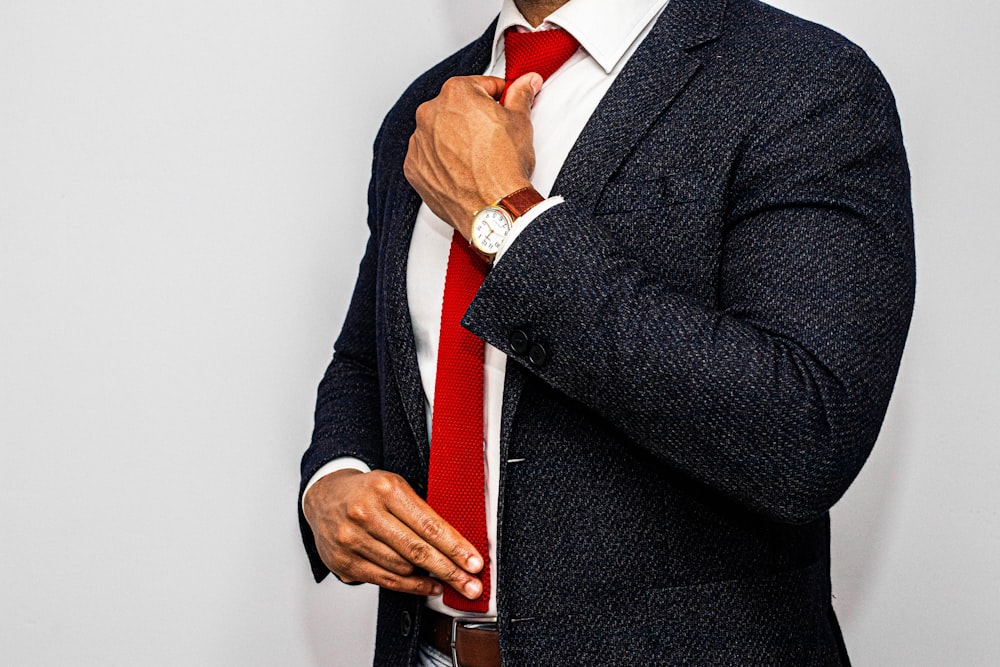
[[498, 186, 545, 219]]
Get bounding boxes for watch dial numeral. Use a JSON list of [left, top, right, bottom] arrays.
[[472, 207, 513, 255]]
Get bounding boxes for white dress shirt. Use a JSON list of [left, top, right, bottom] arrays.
[[307, 0, 671, 619]]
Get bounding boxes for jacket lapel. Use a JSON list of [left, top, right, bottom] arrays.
[[384, 185, 427, 463], [552, 0, 726, 205], [384, 24, 497, 467]]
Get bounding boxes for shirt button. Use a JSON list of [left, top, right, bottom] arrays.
[[509, 329, 530, 354], [400, 610, 412, 638], [528, 342, 548, 367]]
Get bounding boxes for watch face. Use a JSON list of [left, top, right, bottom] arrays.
[[471, 207, 512, 255]]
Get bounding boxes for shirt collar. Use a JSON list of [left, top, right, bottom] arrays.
[[491, 0, 670, 75]]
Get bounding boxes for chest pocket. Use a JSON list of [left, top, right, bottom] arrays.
[[591, 169, 719, 304], [595, 170, 704, 214]]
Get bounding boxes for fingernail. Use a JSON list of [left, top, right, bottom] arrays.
[[464, 580, 482, 599], [431, 583, 443, 596], [467, 555, 483, 573], [529, 73, 543, 94]]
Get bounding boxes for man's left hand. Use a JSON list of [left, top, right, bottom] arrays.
[[404, 73, 542, 239]]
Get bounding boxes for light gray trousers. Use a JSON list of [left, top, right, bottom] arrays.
[[416, 640, 455, 667]]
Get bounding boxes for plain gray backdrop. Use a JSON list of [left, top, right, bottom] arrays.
[[1, 1, 997, 665]]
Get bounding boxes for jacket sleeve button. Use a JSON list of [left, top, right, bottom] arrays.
[[509, 329, 530, 354], [528, 342, 548, 367], [400, 610, 412, 638]]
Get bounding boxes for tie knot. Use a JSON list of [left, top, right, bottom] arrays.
[[503, 27, 580, 86]]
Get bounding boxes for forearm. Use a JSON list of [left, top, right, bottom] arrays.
[[464, 52, 914, 523], [468, 204, 909, 522]]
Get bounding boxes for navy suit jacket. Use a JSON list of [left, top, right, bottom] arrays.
[[300, 0, 914, 664]]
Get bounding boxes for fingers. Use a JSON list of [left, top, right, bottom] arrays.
[[367, 512, 485, 600], [465, 75, 507, 100], [337, 559, 444, 598], [326, 513, 483, 600], [502, 73, 543, 113], [351, 533, 417, 577], [382, 476, 484, 573], [459, 73, 541, 112], [369, 474, 486, 599], [308, 469, 487, 600]]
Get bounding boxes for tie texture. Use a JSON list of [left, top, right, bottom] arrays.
[[426, 26, 579, 613]]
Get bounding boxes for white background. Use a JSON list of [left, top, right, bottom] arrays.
[[1, 1, 997, 665]]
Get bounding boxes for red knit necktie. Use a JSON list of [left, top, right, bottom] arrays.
[[426, 27, 579, 613]]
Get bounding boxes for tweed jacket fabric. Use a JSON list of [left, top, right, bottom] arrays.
[[299, 0, 915, 664]]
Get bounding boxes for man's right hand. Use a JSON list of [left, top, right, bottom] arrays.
[[302, 469, 485, 600]]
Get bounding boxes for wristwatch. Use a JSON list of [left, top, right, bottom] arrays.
[[470, 186, 545, 261]]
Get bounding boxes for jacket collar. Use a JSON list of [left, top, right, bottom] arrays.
[[491, 0, 671, 75], [659, 0, 727, 50]]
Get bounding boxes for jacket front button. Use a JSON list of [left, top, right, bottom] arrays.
[[528, 342, 548, 367], [400, 610, 412, 638], [509, 329, 530, 354]]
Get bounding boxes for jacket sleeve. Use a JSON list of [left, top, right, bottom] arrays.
[[298, 133, 387, 582], [463, 48, 915, 525]]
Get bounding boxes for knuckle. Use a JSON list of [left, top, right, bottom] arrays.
[[376, 572, 401, 590], [384, 471, 405, 486], [406, 540, 431, 564], [387, 472, 408, 494], [441, 563, 464, 584], [402, 156, 415, 182], [345, 501, 368, 524], [371, 472, 398, 497], [414, 102, 431, 124], [332, 523, 355, 548], [417, 514, 443, 542]]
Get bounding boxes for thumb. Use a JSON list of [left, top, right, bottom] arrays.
[[503, 73, 543, 113]]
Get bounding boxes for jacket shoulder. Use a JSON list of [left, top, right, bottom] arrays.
[[722, 0, 883, 80], [711, 0, 898, 124]]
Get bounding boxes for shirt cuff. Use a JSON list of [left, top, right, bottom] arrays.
[[302, 457, 372, 511], [494, 196, 564, 264]]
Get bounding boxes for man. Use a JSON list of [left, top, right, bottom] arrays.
[[299, 0, 914, 664]]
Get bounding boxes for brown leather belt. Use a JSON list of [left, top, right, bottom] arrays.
[[420, 608, 501, 667]]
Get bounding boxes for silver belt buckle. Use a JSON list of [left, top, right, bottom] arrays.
[[449, 616, 497, 667]]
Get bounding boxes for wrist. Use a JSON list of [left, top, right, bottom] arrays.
[[489, 176, 534, 206], [469, 185, 545, 261], [498, 186, 545, 218]]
